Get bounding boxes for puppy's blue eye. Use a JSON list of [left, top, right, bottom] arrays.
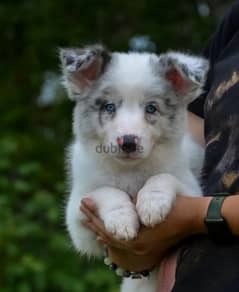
[[145, 104, 157, 114], [104, 103, 116, 114]]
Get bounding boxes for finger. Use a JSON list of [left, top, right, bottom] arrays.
[[80, 206, 111, 239], [82, 214, 125, 247], [96, 236, 108, 245], [80, 204, 100, 223], [80, 205, 108, 237], [81, 219, 99, 235], [80, 204, 92, 219], [81, 220, 112, 245], [81, 220, 108, 241], [81, 197, 98, 215], [80, 205, 107, 237], [80, 202, 134, 250], [89, 216, 111, 238], [82, 217, 134, 249], [84, 211, 134, 248]]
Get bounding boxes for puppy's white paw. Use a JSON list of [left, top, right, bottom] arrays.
[[136, 190, 175, 226], [88, 186, 140, 240], [136, 174, 177, 227], [103, 207, 139, 240]]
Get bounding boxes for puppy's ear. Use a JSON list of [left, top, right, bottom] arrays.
[[159, 52, 209, 104], [59, 44, 111, 100]]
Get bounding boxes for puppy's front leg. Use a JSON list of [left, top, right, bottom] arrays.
[[66, 186, 139, 257], [136, 174, 192, 227], [90, 187, 140, 240]]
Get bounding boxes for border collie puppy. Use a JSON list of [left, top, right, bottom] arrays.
[[60, 45, 208, 292]]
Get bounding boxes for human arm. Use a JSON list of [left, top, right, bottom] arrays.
[[221, 194, 239, 236], [81, 193, 239, 271], [80, 195, 211, 271]]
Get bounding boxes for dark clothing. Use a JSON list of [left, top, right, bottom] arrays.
[[189, 0, 239, 196], [173, 2, 239, 291], [173, 238, 239, 292]]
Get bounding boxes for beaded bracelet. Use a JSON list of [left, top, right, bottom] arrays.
[[103, 248, 154, 279]]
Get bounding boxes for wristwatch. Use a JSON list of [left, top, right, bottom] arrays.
[[204, 193, 236, 243]]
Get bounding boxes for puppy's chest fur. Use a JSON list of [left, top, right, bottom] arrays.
[[102, 169, 153, 197], [72, 141, 190, 198]]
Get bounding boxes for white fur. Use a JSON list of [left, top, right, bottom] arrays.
[[60, 47, 208, 292]]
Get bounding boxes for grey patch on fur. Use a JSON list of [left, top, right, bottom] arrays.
[[99, 110, 115, 126], [145, 113, 157, 125], [142, 93, 179, 126], [98, 99, 122, 126], [61, 46, 209, 152], [163, 97, 177, 111], [80, 96, 122, 127], [157, 52, 209, 104], [60, 44, 111, 74], [163, 96, 178, 122], [143, 101, 160, 125], [95, 97, 106, 107], [59, 44, 111, 101]]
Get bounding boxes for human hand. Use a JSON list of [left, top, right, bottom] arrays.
[[81, 187, 139, 240], [80, 198, 157, 271], [80, 195, 209, 271]]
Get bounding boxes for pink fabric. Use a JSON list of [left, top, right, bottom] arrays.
[[157, 250, 179, 292]]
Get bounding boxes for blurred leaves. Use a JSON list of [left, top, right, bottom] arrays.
[[0, 131, 119, 291], [0, 0, 232, 291]]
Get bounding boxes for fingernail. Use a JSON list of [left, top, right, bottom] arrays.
[[82, 197, 95, 209], [81, 197, 91, 205]]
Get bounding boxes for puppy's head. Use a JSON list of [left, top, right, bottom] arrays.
[[60, 45, 208, 163]]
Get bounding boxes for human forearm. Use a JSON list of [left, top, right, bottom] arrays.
[[221, 194, 239, 236], [188, 194, 239, 237], [186, 195, 211, 235], [80, 194, 239, 271]]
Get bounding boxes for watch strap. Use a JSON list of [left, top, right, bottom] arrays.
[[207, 196, 226, 220], [204, 194, 236, 243]]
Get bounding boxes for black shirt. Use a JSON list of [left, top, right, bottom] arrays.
[[189, 1, 239, 195], [173, 3, 239, 291]]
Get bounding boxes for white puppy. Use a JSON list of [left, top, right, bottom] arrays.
[[59, 45, 208, 292]]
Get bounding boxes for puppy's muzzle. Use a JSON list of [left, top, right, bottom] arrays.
[[117, 135, 139, 153]]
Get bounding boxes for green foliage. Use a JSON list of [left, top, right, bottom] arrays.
[[0, 0, 232, 291], [0, 129, 120, 292]]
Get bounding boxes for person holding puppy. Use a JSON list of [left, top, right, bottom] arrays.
[[81, 1, 239, 291]]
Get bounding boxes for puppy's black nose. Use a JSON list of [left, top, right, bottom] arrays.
[[118, 135, 138, 153]]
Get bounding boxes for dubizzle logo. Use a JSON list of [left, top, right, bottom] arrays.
[[95, 143, 144, 154]]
